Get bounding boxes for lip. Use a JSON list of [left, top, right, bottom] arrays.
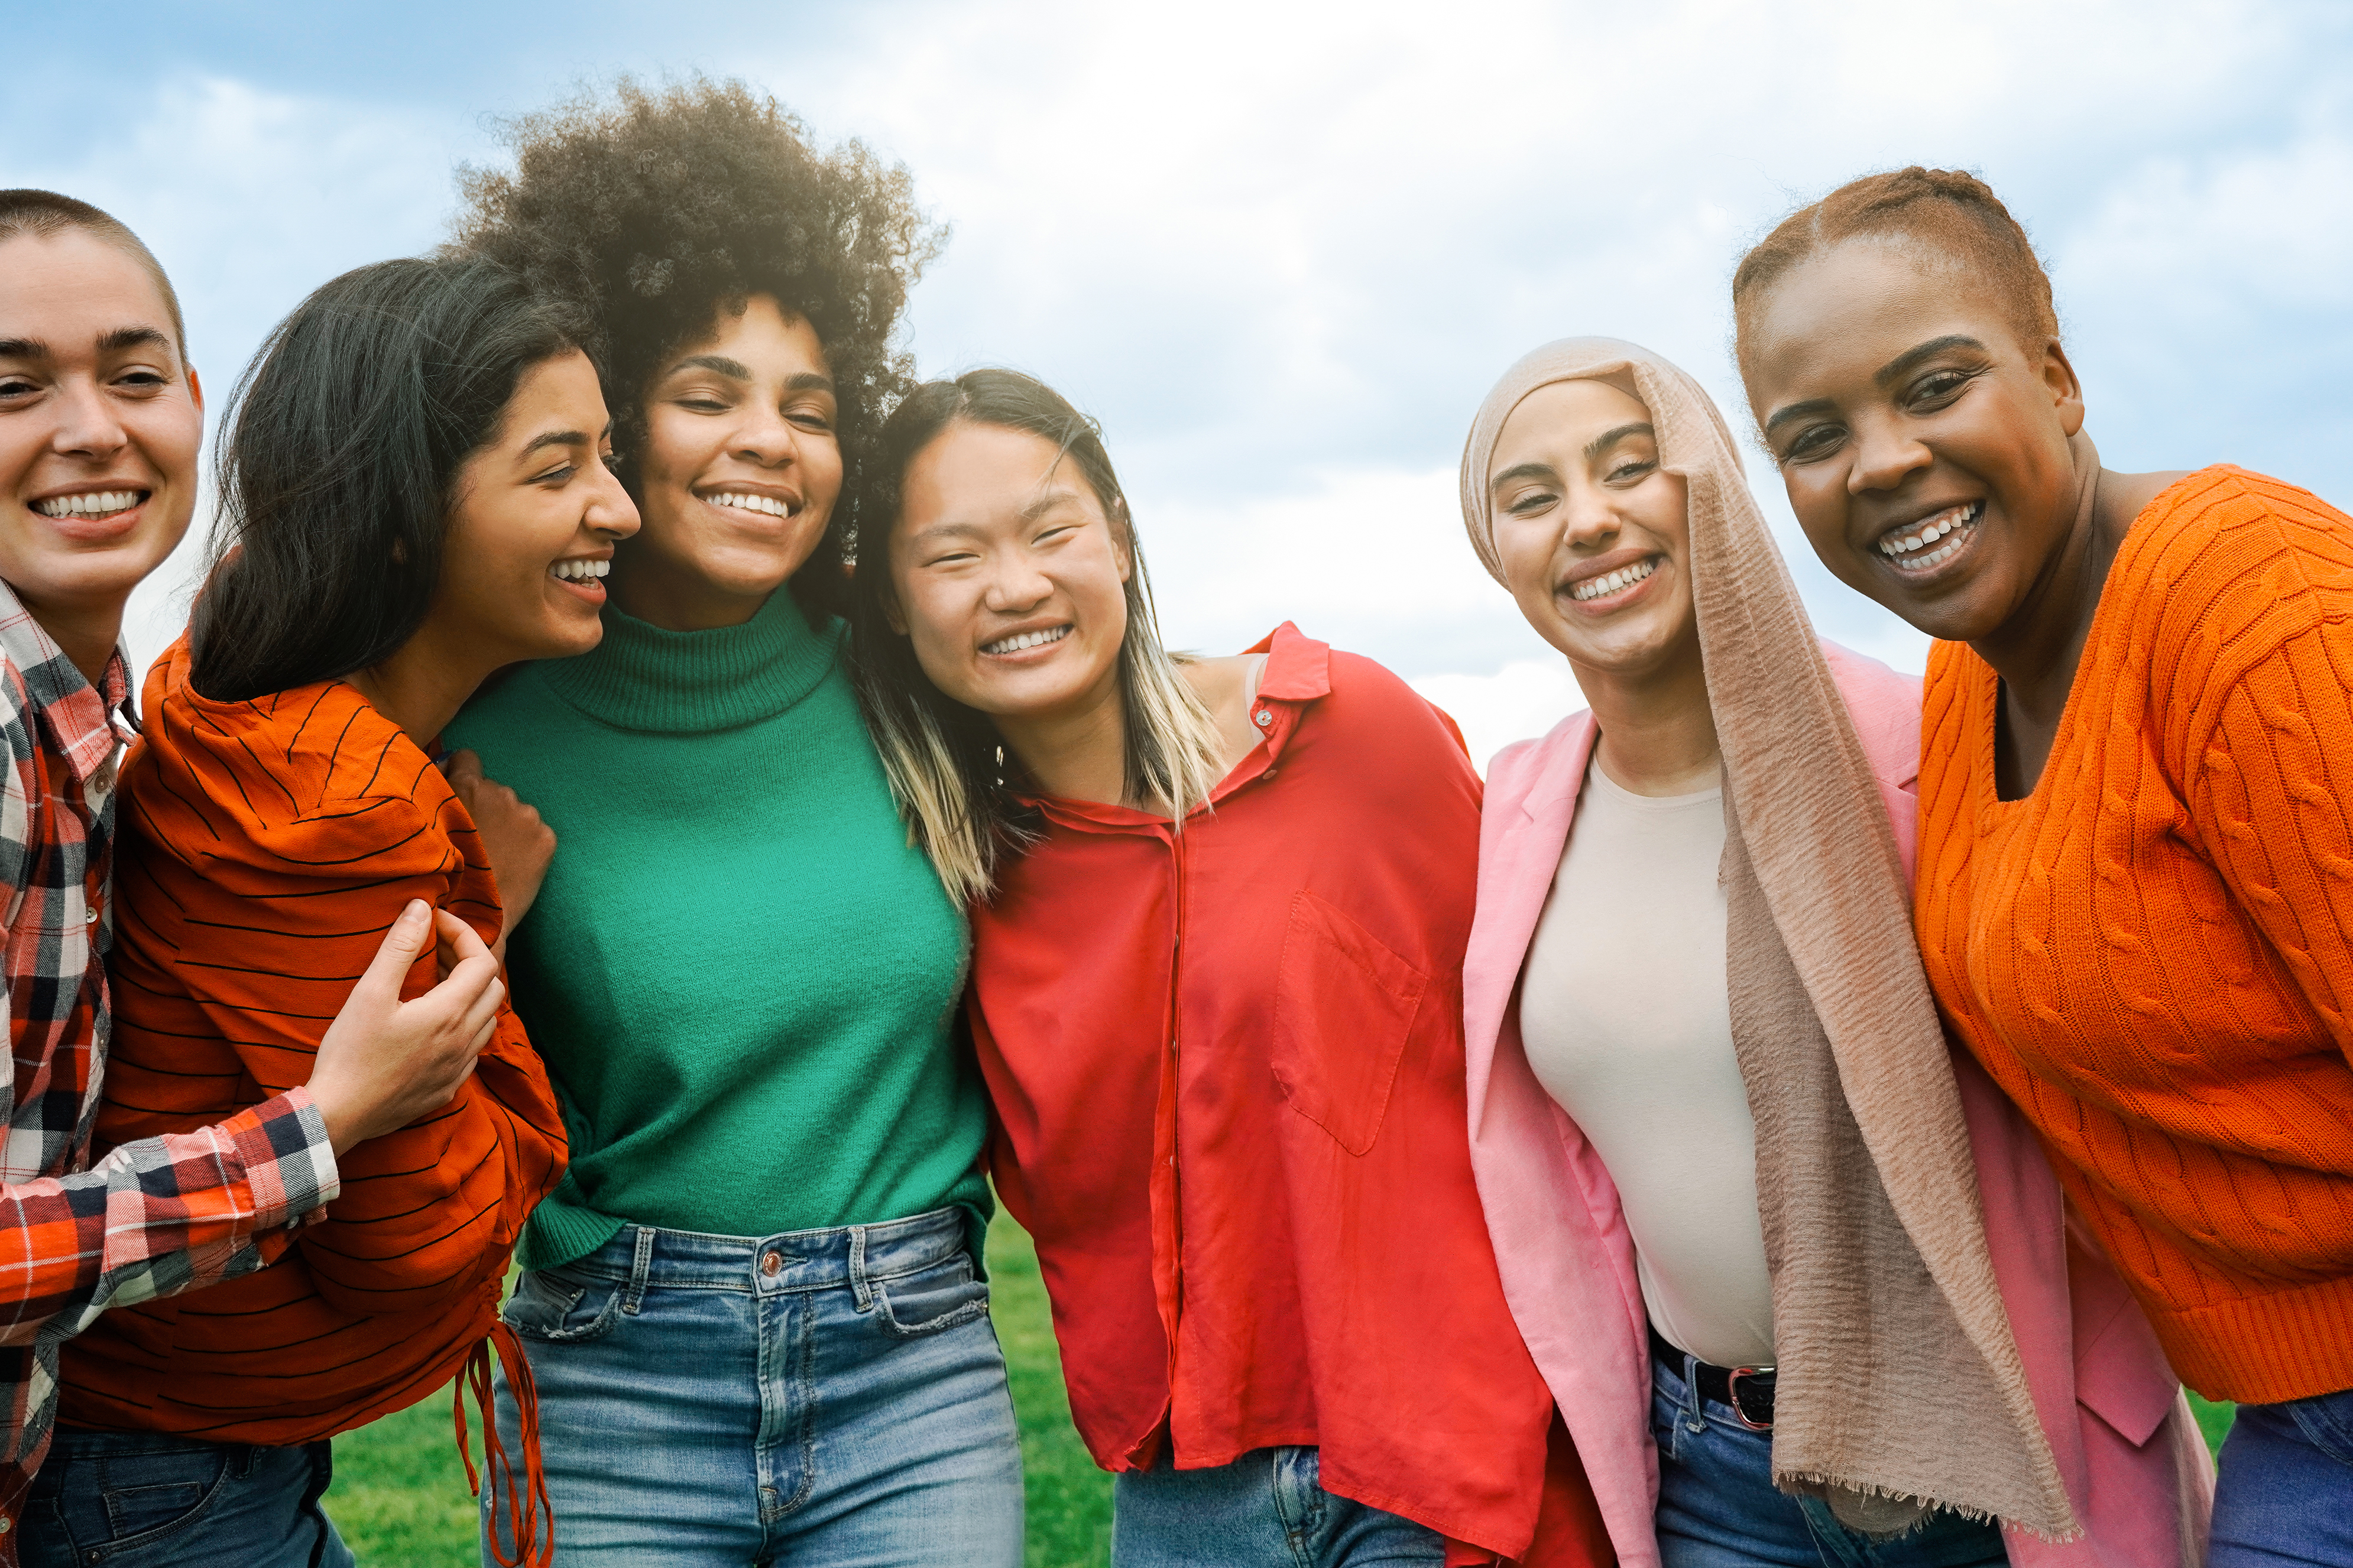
[[547, 552, 613, 606], [1556, 547, 1665, 615], [24, 484, 155, 543], [1867, 499, 1985, 583], [693, 481, 804, 522], [978, 621, 1073, 661]]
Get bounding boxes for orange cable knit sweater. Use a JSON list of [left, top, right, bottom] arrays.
[[1918, 465, 2353, 1404]]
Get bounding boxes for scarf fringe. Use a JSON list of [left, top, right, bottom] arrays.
[[1774, 1468, 2086, 1546], [454, 1322, 556, 1567]]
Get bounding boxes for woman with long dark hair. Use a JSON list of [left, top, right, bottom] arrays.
[[45, 253, 624, 1567], [1733, 165, 2353, 1567], [447, 81, 1023, 1565], [849, 366, 1612, 1568]]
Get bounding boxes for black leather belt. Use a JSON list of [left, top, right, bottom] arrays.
[[1649, 1324, 1777, 1431]]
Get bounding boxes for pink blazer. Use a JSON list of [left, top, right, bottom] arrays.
[[1464, 642, 2213, 1567]]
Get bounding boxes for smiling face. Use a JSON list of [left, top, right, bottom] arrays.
[[884, 420, 1132, 726], [1488, 378, 1696, 680], [1741, 239, 2084, 643], [0, 229, 202, 638], [618, 294, 842, 631], [429, 349, 639, 667]]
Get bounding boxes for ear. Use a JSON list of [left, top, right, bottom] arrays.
[[2039, 337, 2086, 439], [880, 580, 909, 636], [1112, 501, 1135, 585], [186, 365, 205, 418]]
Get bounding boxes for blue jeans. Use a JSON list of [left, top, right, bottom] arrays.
[[485, 1206, 1023, 1566], [22, 1431, 352, 1567], [1110, 1445, 1444, 1567], [1651, 1349, 2008, 1568], [2211, 1385, 2353, 1566]]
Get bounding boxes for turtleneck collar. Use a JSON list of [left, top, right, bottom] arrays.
[[536, 588, 844, 735]]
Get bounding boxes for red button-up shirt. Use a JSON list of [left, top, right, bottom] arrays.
[[971, 625, 1599, 1563]]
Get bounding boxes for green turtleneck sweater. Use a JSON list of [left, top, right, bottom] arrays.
[[446, 591, 988, 1271]]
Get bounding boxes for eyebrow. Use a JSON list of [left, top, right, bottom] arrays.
[[520, 428, 595, 459], [909, 520, 988, 546], [1583, 421, 1654, 460], [1018, 486, 1088, 522], [1874, 334, 1986, 388], [0, 326, 174, 363], [1762, 397, 1838, 441], [670, 355, 835, 395], [1489, 460, 1558, 494]]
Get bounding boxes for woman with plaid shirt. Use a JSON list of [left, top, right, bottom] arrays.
[[0, 191, 511, 1561]]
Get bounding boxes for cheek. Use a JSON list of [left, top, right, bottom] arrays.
[[1493, 518, 1559, 601]]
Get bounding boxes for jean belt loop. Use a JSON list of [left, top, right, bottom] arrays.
[[1681, 1352, 1706, 1433], [623, 1224, 655, 1316], [848, 1225, 874, 1311]]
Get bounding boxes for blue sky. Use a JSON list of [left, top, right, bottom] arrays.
[[15, 0, 2352, 761]]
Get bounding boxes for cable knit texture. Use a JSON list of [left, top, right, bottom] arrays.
[[1917, 465, 2353, 1405]]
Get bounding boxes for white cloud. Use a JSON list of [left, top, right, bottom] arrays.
[[20, 0, 2349, 693]]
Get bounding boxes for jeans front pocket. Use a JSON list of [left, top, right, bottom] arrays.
[[501, 1263, 623, 1345], [96, 1444, 234, 1543], [1269, 890, 1428, 1157], [873, 1251, 991, 1339]]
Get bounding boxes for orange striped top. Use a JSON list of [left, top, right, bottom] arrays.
[[1917, 467, 2353, 1404], [57, 635, 566, 1440]]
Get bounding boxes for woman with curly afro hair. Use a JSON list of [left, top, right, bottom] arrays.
[[446, 79, 1022, 1566]]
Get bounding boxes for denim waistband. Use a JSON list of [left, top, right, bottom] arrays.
[[558, 1205, 971, 1301]]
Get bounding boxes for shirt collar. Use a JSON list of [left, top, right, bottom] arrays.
[[0, 576, 132, 781]]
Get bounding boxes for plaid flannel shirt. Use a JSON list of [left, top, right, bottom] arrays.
[[0, 581, 338, 1550]]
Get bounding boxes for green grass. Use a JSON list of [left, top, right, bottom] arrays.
[[324, 1214, 1112, 1566], [2188, 1391, 2236, 1453]]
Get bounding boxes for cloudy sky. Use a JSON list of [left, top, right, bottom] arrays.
[[15, 0, 2351, 764]]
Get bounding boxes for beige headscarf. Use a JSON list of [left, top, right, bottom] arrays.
[[1461, 337, 2076, 1540]]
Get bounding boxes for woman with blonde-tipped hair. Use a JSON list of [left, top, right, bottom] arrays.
[[1453, 336, 2209, 1566]]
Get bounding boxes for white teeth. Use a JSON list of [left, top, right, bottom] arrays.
[[32, 490, 141, 518], [982, 625, 1071, 655], [1569, 557, 1657, 602], [550, 559, 610, 582], [706, 491, 791, 518], [1879, 502, 1981, 560]]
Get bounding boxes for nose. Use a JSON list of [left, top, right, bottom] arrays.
[[1846, 411, 1931, 496], [587, 456, 641, 540], [980, 557, 1054, 616], [733, 399, 801, 469], [49, 377, 129, 462], [1558, 476, 1622, 553]]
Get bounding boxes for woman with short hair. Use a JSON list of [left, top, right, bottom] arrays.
[[1453, 335, 2210, 1566], [448, 80, 1022, 1566], [1733, 164, 2353, 1567]]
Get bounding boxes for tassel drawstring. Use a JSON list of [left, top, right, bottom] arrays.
[[455, 1321, 555, 1567]]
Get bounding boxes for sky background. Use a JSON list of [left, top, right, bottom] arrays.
[[13, 0, 2352, 765]]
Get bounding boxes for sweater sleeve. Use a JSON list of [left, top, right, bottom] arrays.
[[2189, 616, 2353, 1064], [127, 776, 564, 1318]]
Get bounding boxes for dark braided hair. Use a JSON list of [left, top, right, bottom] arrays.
[[1733, 167, 2060, 382], [451, 76, 943, 618]]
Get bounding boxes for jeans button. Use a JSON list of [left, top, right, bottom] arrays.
[[760, 1251, 782, 1277]]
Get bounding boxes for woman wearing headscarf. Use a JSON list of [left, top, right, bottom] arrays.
[[1454, 337, 2211, 1567]]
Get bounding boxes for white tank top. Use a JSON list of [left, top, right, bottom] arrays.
[[1518, 758, 1776, 1368]]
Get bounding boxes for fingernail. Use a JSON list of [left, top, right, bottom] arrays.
[[398, 900, 429, 927]]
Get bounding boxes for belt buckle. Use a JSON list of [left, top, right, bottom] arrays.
[[1726, 1365, 1775, 1431]]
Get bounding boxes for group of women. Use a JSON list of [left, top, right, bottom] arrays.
[[18, 74, 2352, 1568]]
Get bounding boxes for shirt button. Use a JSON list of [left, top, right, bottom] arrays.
[[760, 1251, 782, 1277], [1253, 710, 1273, 727], [85, 908, 98, 924]]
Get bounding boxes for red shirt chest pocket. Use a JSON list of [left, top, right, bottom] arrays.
[[1269, 889, 1428, 1156]]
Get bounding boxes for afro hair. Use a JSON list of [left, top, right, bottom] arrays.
[[452, 76, 944, 613]]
